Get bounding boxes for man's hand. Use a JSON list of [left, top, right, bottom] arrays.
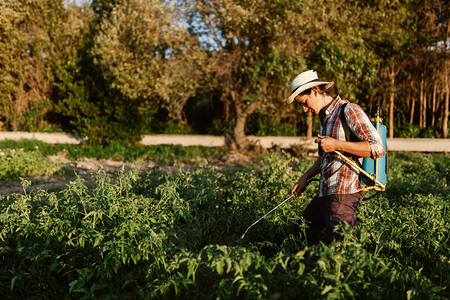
[[291, 178, 308, 197], [315, 135, 339, 153], [316, 135, 372, 157]]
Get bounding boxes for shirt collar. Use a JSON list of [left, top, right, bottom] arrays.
[[319, 95, 341, 119]]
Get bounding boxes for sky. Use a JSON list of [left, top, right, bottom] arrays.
[[73, 0, 91, 6]]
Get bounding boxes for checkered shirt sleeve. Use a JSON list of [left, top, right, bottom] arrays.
[[343, 103, 386, 160]]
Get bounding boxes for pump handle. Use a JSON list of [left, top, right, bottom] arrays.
[[371, 104, 382, 118]]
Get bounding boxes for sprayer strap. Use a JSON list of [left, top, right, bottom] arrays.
[[340, 103, 359, 143]]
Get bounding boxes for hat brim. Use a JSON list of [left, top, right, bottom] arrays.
[[287, 81, 334, 104]]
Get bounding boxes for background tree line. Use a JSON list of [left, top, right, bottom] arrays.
[[0, 0, 448, 149]]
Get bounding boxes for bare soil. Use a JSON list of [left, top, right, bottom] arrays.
[[0, 152, 257, 195]]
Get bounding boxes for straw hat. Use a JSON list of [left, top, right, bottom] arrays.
[[287, 70, 334, 104]]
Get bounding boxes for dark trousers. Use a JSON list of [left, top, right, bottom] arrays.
[[296, 192, 363, 246]]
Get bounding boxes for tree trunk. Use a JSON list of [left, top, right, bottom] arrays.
[[233, 100, 261, 150], [388, 70, 395, 138], [423, 88, 427, 129], [409, 91, 415, 124], [432, 81, 436, 127], [419, 77, 424, 129], [443, 24, 449, 138], [406, 90, 410, 111], [234, 107, 248, 149], [306, 111, 313, 137], [174, 99, 189, 130], [444, 67, 449, 138]]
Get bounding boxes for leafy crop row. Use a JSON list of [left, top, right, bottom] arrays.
[[0, 152, 448, 299], [0, 139, 225, 165], [0, 147, 62, 179]]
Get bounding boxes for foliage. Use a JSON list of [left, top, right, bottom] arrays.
[[246, 112, 297, 136], [0, 0, 448, 144], [0, 152, 448, 298], [0, 0, 66, 131], [0, 148, 61, 180], [186, 0, 314, 148], [0, 139, 226, 167], [90, 0, 204, 130], [52, 1, 155, 146], [398, 123, 439, 138]]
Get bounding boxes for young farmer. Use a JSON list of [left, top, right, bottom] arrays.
[[287, 70, 386, 245]]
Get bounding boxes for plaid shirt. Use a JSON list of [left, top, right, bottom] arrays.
[[318, 96, 386, 197]]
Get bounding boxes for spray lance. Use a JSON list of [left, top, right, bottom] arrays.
[[239, 178, 318, 240]]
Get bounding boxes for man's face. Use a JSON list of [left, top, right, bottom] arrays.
[[294, 90, 321, 115]]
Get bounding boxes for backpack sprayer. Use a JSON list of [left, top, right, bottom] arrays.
[[336, 104, 388, 192]]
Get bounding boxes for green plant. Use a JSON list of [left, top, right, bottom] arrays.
[[0, 139, 226, 165], [0, 148, 62, 179], [0, 152, 448, 298]]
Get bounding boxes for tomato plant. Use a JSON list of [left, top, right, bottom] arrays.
[[0, 152, 448, 299]]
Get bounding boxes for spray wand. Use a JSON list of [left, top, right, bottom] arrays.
[[239, 178, 318, 240]]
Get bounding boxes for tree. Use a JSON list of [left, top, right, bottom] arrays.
[[359, 0, 418, 138], [187, 0, 387, 149], [0, 0, 70, 131], [156, 49, 209, 129], [404, 0, 449, 137], [0, 0, 96, 132], [90, 0, 203, 132], [0, 0, 446, 142]]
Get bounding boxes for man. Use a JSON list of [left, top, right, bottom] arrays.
[[287, 70, 386, 245]]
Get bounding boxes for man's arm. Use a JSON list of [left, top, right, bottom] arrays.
[[316, 102, 387, 158], [316, 136, 371, 157], [291, 157, 321, 197]]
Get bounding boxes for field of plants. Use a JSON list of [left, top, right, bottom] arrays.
[[0, 141, 449, 299]]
